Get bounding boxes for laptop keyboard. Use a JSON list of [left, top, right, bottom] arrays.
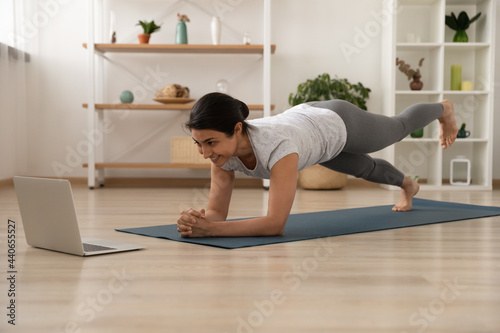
[[83, 243, 117, 252]]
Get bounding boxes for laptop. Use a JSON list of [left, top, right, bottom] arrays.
[[13, 176, 145, 256]]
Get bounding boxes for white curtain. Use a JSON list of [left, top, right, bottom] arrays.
[[0, 0, 37, 180]]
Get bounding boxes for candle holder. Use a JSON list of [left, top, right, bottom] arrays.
[[461, 81, 473, 91], [450, 155, 471, 185], [450, 65, 462, 90]]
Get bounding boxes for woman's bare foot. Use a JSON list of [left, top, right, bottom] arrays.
[[438, 100, 458, 149], [393, 176, 420, 212]]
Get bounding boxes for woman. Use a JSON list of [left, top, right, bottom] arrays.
[[177, 93, 458, 238]]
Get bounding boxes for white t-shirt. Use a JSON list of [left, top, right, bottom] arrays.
[[221, 103, 347, 179]]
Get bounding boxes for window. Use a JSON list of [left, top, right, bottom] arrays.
[[0, 0, 15, 47]]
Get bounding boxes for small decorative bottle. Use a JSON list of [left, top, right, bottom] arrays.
[[211, 17, 221, 45], [243, 31, 251, 45], [216, 79, 229, 94], [175, 13, 189, 44]]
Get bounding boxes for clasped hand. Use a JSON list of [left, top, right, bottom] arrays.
[[177, 208, 211, 238]]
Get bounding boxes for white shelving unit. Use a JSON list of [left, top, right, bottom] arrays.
[[381, 0, 496, 190], [84, 0, 274, 189]]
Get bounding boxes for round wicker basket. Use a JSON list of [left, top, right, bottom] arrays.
[[298, 165, 347, 190]]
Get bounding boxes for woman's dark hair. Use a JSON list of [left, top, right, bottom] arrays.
[[185, 92, 249, 137]]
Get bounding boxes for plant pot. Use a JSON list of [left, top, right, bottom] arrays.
[[410, 74, 423, 90], [138, 34, 150, 44], [457, 129, 470, 138], [453, 30, 468, 42], [410, 128, 424, 138], [298, 165, 347, 190]]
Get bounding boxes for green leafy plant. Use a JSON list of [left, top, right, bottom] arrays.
[[445, 11, 481, 42], [137, 20, 162, 34], [289, 73, 371, 110]]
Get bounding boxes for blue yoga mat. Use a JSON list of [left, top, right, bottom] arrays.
[[116, 198, 500, 249]]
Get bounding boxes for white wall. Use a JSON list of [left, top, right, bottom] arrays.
[[494, 0, 500, 180], [0, 45, 19, 179], [14, 0, 500, 180]]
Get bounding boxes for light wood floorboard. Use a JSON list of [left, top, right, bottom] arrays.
[[0, 183, 499, 332]]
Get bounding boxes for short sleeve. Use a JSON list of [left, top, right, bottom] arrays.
[[267, 140, 299, 171], [221, 158, 238, 172]]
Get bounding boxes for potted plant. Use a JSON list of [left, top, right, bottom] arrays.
[[395, 57, 425, 90], [136, 20, 162, 44], [395, 57, 426, 137], [445, 11, 481, 43], [289, 74, 371, 190], [289, 74, 371, 110]]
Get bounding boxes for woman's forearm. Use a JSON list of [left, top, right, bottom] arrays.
[[204, 209, 227, 223], [209, 215, 285, 237]]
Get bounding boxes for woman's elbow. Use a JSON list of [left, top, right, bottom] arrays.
[[266, 227, 284, 237], [268, 217, 287, 236]]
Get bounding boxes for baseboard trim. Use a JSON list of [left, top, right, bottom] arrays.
[[0, 178, 13, 187], [99, 177, 263, 188], [344, 178, 381, 188], [0, 177, 263, 188], [2, 177, 500, 189]]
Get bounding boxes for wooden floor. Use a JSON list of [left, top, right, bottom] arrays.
[[1, 181, 499, 332]]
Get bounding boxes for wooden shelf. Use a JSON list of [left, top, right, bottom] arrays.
[[396, 42, 441, 50], [83, 43, 276, 54], [83, 103, 193, 110], [395, 90, 441, 95], [395, 90, 489, 95], [442, 90, 489, 95], [444, 42, 490, 50], [401, 138, 439, 143], [381, 0, 495, 191], [83, 163, 210, 169], [82, 1, 274, 188], [82, 103, 274, 111], [400, 138, 489, 143]]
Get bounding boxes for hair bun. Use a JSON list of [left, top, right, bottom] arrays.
[[186, 92, 249, 136], [239, 100, 250, 120]]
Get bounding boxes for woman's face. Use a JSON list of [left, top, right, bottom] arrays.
[[191, 129, 238, 167]]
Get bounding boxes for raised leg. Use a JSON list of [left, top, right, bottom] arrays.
[[309, 99, 450, 154], [311, 99, 453, 211]]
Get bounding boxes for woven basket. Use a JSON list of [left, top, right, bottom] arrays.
[[170, 137, 210, 165], [298, 165, 347, 190]]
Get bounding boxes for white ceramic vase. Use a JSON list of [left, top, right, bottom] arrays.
[[211, 17, 221, 45]]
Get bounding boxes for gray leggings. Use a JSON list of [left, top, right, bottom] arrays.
[[307, 100, 444, 187]]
